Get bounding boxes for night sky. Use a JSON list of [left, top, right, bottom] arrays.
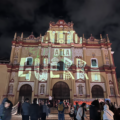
[[0, 0, 120, 78]]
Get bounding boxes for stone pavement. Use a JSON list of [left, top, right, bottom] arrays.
[[12, 114, 71, 120], [12, 114, 90, 120]]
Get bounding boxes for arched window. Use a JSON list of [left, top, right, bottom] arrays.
[[26, 57, 33, 65], [91, 58, 98, 68], [110, 86, 115, 96], [9, 84, 13, 94], [78, 84, 83, 95], [40, 84, 45, 94]]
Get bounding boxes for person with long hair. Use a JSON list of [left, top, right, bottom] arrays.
[[76, 103, 88, 120], [68, 104, 75, 120]]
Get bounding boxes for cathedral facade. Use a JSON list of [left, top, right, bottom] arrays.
[[0, 20, 120, 105]]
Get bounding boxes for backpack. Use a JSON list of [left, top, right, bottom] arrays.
[[58, 103, 64, 112]]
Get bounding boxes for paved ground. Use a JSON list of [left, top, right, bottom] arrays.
[[12, 114, 90, 120]]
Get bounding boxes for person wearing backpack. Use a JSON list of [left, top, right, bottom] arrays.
[[58, 99, 64, 120]]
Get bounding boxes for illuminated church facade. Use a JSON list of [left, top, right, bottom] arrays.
[[0, 20, 120, 105]]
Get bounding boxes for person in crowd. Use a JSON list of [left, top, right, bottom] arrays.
[[38, 101, 43, 120], [1, 99, 13, 120], [100, 102, 105, 120], [68, 104, 75, 120], [103, 104, 114, 120], [29, 98, 39, 120], [74, 102, 79, 120], [110, 102, 115, 112], [76, 103, 88, 120], [0, 98, 8, 119], [58, 99, 65, 120], [106, 100, 111, 110], [41, 101, 48, 120], [18, 101, 22, 115], [89, 100, 100, 120], [115, 108, 120, 120], [21, 98, 30, 120]]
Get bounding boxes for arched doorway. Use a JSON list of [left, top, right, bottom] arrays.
[[92, 85, 104, 98], [57, 61, 65, 71], [53, 81, 70, 99], [19, 84, 32, 103]]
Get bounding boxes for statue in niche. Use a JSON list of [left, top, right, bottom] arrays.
[[40, 85, 44, 94]]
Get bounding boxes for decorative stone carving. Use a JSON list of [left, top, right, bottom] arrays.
[[74, 49, 83, 57], [41, 48, 49, 56], [86, 49, 101, 56], [76, 83, 86, 95], [18, 82, 34, 91], [14, 47, 19, 58], [90, 83, 105, 91], [107, 74, 112, 81], [38, 83, 46, 95]]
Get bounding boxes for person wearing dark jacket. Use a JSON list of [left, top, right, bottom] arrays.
[[38, 102, 43, 120], [2, 99, 13, 120], [22, 98, 30, 120], [30, 98, 39, 120], [41, 101, 48, 120], [0, 98, 8, 119], [89, 100, 100, 120]]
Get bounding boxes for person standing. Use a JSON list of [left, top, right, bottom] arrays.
[[89, 100, 100, 120], [38, 101, 43, 120], [2, 99, 13, 120], [103, 104, 114, 120], [76, 103, 88, 120], [41, 101, 48, 120], [0, 98, 8, 119], [30, 98, 39, 120], [21, 98, 30, 120], [58, 99, 64, 120]]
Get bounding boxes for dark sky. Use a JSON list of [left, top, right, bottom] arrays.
[[0, 0, 120, 78]]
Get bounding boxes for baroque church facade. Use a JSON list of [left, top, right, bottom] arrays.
[[0, 20, 120, 105]]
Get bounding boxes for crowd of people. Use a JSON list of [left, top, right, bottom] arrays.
[[68, 100, 120, 120], [1, 98, 120, 120]]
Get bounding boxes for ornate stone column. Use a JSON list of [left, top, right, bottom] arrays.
[[18, 46, 22, 64], [105, 73, 110, 98], [47, 72, 50, 95], [85, 71, 90, 98], [108, 48, 113, 66], [101, 48, 106, 65], [71, 47, 74, 64], [112, 72, 119, 96], [48, 46, 51, 64], [10, 46, 15, 64], [4, 72, 11, 95], [83, 47, 86, 61]]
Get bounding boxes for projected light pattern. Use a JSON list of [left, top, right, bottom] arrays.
[[18, 20, 89, 81]]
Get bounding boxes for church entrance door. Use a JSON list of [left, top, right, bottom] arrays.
[[92, 85, 104, 98], [53, 81, 70, 99], [19, 84, 32, 103]]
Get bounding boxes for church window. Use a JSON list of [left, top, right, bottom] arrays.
[[91, 58, 98, 67], [40, 84, 45, 94], [26, 57, 33, 65], [8, 84, 13, 94], [78, 84, 83, 95], [95, 74, 98, 81], [110, 86, 115, 96], [26, 73, 29, 80]]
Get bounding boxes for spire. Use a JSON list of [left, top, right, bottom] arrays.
[[21, 32, 23, 40], [83, 34, 84, 38], [31, 32, 33, 35], [14, 32, 17, 40], [106, 34, 110, 43], [39, 34, 42, 42], [100, 34, 102, 39]]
